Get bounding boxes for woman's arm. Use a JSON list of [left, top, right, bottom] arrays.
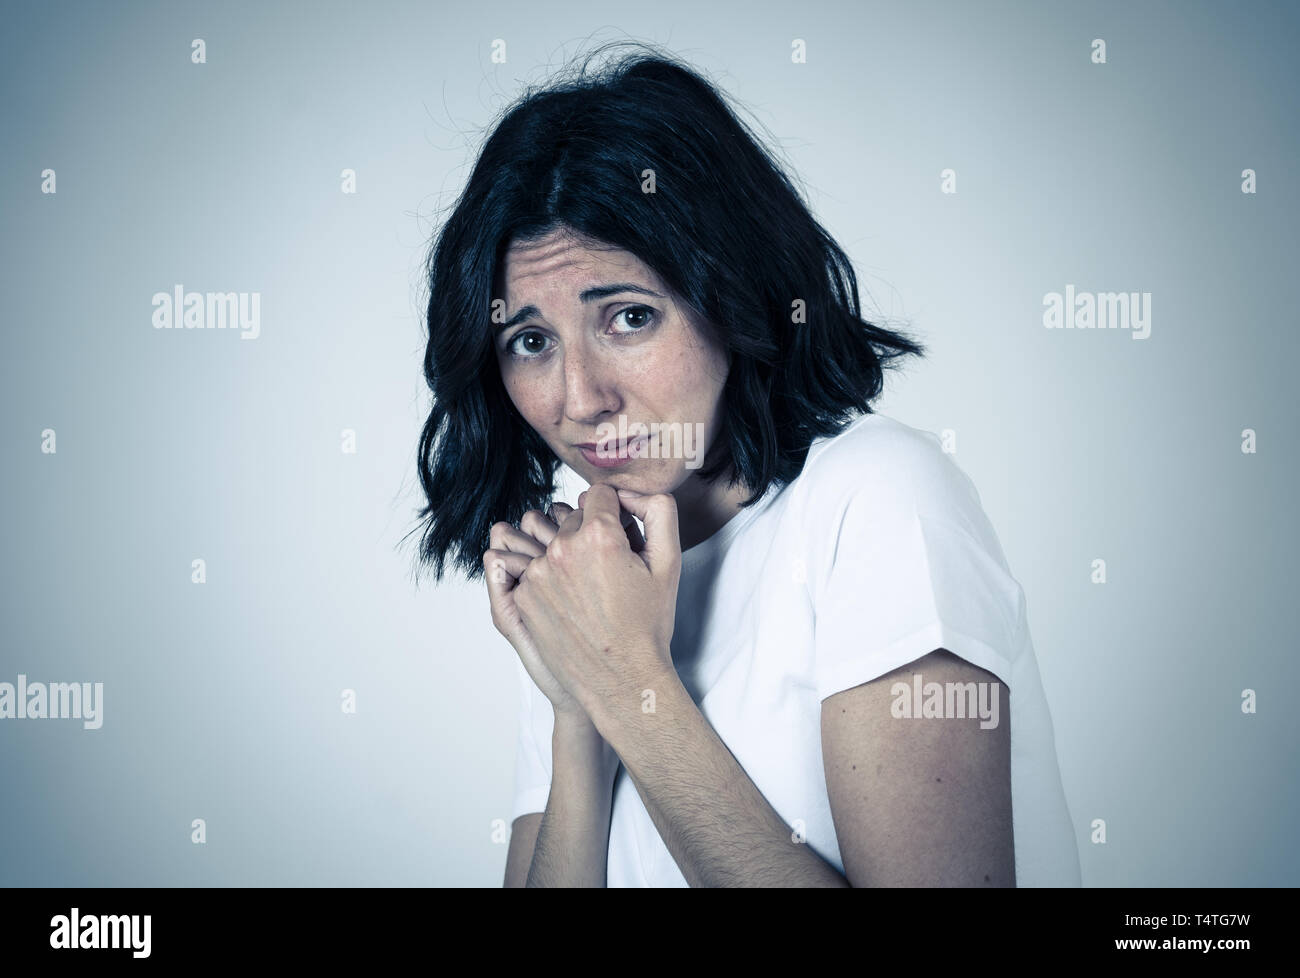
[[524, 713, 621, 887], [487, 502, 624, 886], [595, 650, 1013, 884], [593, 657, 851, 888], [510, 486, 849, 886], [594, 648, 1013, 887], [821, 648, 1015, 886]]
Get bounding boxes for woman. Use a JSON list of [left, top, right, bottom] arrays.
[[413, 42, 1081, 887]]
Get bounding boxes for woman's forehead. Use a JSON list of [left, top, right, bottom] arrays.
[[498, 230, 661, 299]]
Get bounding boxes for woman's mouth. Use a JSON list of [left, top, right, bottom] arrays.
[[576, 434, 650, 468]]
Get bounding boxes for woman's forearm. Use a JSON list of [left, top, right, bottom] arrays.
[[526, 713, 620, 887], [596, 657, 850, 888]]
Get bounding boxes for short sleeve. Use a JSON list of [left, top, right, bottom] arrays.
[[509, 655, 554, 823], [806, 434, 1024, 702]]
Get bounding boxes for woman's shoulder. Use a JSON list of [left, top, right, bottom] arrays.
[[787, 412, 1021, 610], [792, 412, 981, 522], [802, 412, 941, 470]]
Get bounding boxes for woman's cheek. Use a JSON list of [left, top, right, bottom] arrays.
[[503, 370, 554, 424]]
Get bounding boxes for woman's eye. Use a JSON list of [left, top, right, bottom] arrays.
[[610, 305, 656, 333], [505, 307, 656, 358], [507, 330, 550, 358]]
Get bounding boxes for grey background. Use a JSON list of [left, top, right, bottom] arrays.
[[1, 0, 1295, 886]]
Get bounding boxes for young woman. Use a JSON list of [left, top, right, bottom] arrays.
[[413, 43, 1081, 887]]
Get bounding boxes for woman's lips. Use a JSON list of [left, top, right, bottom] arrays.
[[576, 434, 650, 468]]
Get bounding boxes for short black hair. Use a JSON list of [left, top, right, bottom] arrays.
[[409, 41, 925, 583]]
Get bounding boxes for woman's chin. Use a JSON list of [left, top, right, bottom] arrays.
[[584, 469, 677, 496]]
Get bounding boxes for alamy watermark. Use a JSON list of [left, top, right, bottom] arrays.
[[151, 284, 261, 339], [50, 908, 150, 958], [594, 415, 707, 469], [891, 672, 1000, 729], [1043, 284, 1150, 339], [0, 675, 103, 729]]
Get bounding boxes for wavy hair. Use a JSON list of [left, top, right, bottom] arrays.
[[410, 41, 925, 583]]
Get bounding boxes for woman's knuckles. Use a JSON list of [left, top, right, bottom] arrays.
[[519, 509, 553, 538], [489, 522, 515, 550], [585, 520, 626, 551]]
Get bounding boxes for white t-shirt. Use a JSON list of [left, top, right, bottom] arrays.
[[509, 411, 1081, 887]]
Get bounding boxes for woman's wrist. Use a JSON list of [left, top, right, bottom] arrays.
[[553, 708, 621, 784]]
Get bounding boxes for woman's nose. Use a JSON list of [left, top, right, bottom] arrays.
[[561, 346, 620, 422]]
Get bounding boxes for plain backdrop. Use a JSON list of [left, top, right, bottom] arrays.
[[1, 0, 1296, 886]]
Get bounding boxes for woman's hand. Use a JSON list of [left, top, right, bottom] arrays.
[[484, 503, 589, 724], [509, 485, 681, 734]]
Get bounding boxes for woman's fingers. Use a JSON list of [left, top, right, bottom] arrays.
[[554, 498, 586, 542], [482, 548, 534, 635], [485, 503, 584, 603], [520, 508, 560, 548], [623, 514, 646, 553], [483, 548, 532, 586], [489, 519, 547, 558], [613, 490, 680, 578], [575, 489, 644, 552]]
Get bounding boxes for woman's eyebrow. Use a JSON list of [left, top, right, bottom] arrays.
[[578, 282, 665, 303], [496, 282, 666, 333]]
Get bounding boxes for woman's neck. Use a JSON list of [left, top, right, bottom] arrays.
[[671, 470, 755, 553]]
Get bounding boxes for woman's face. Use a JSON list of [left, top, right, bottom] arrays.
[[494, 227, 729, 495]]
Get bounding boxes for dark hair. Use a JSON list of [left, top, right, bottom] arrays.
[[409, 41, 925, 583]]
